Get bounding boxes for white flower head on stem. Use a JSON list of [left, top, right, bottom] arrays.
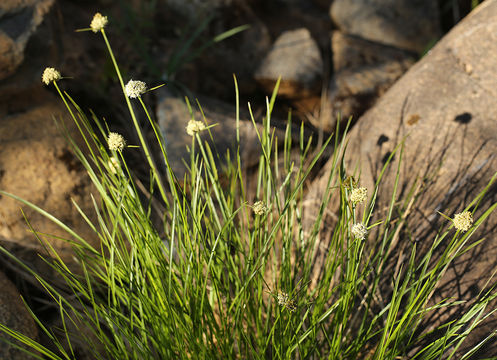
[[108, 132, 126, 151], [453, 210, 473, 232], [90, 13, 108, 33], [277, 291, 296, 312], [350, 187, 367, 204], [42, 67, 61, 85], [186, 120, 206, 136], [351, 223, 367, 240], [253, 201, 268, 216], [125, 80, 147, 98]]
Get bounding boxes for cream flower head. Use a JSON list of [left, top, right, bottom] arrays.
[[186, 120, 206, 136], [125, 80, 147, 98], [277, 291, 296, 312], [350, 187, 367, 204], [253, 201, 268, 216], [351, 223, 367, 240], [453, 210, 473, 232], [42, 67, 61, 85], [108, 132, 126, 151], [90, 13, 108, 33]]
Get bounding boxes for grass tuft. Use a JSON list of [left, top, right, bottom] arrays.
[[2, 12, 497, 360]]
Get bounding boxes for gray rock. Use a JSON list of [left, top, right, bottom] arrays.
[[157, 89, 278, 179], [306, 1, 497, 355], [325, 31, 414, 130], [330, 0, 440, 53], [0, 0, 54, 80], [332, 31, 414, 74], [255, 28, 323, 99], [0, 270, 38, 359]]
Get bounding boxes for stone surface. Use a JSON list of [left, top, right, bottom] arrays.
[[0, 90, 96, 262], [0, 270, 38, 359], [330, 0, 440, 53], [0, 0, 54, 80], [323, 31, 414, 130], [255, 28, 323, 98], [306, 1, 497, 355], [157, 89, 283, 180], [331, 31, 414, 75]]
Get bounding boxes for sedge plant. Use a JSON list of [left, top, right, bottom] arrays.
[[1, 12, 497, 360]]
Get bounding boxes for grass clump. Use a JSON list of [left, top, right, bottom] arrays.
[[1, 12, 497, 360]]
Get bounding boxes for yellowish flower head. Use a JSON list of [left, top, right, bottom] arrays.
[[453, 211, 473, 232], [351, 223, 367, 240], [108, 132, 126, 151], [253, 201, 268, 216], [277, 291, 289, 306], [42, 67, 61, 85], [125, 80, 147, 98], [350, 187, 367, 204], [90, 13, 108, 33], [186, 120, 206, 136], [277, 291, 296, 312]]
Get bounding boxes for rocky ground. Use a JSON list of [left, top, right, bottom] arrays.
[[0, 0, 495, 358]]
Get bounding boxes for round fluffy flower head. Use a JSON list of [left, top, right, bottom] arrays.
[[253, 201, 268, 216], [277, 291, 289, 306], [125, 80, 147, 98], [90, 13, 108, 33], [108, 132, 126, 151], [351, 223, 367, 240], [277, 291, 296, 312], [350, 187, 367, 204], [42, 67, 61, 85], [186, 120, 206, 136], [453, 210, 473, 232]]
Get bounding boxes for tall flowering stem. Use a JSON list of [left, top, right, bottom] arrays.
[[99, 29, 169, 207]]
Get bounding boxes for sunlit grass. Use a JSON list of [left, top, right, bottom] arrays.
[[1, 12, 497, 360]]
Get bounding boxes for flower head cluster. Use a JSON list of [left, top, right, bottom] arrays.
[[453, 210, 473, 232], [125, 80, 147, 99], [350, 187, 367, 204], [277, 291, 296, 312], [108, 132, 126, 151], [351, 223, 367, 240], [186, 120, 206, 136], [90, 13, 108, 33], [253, 201, 268, 216], [42, 67, 61, 85]]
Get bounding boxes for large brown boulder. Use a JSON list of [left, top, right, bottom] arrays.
[[306, 0, 497, 356], [0, 89, 96, 264]]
